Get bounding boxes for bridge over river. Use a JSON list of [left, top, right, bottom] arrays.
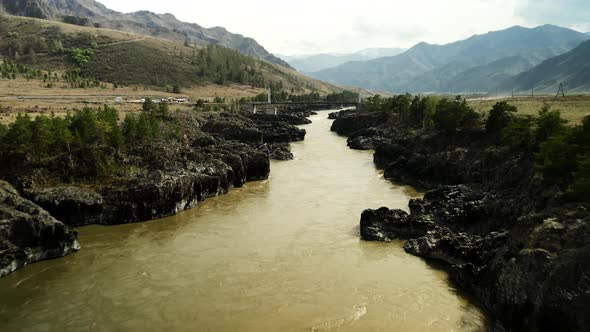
[[240, 101, 358, 115]]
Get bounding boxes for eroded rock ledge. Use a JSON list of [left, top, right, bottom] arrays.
[[19, 111, 309, 227], [332, 110, 590, 332], [0, 110, 310, 276], [0, 181, 79, 278]]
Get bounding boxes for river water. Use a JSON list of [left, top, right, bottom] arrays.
[[0, 113, 486, 331]]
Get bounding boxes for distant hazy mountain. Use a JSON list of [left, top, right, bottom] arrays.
[[281, 48, 404, 73], [498, 39, 590, 93], [0, 0, 292, 68], [311, 25, 589, 93]]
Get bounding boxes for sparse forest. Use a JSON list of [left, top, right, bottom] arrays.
[[0, 17, 317, 93], [0, 104, 167, 179], [360, 94, 590, 202]]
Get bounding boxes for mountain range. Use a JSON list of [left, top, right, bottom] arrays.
[[499, 39, 590, 93], [310, 25, 589, 94], [0, 0, 292, 68], [280, 48, 405, 73]]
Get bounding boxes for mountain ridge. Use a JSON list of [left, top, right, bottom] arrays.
[[310, 24, 589, 93], [0, 0, 293, 68], [498, 39, 590, 93], [0, 14, 341, 93], [280, 47, 405, 73]]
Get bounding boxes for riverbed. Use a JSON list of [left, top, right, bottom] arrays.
[[0, 113, 486, 331]]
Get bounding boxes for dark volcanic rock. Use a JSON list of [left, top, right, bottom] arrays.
[[360, 207, 429, 241], [0, 110, 310, 276], [251, 112, 312, 126], [339, 110, 590, 331], [268, 143, 294, 161], [244, 112, 307, 143], [0, 181, 79, 277], [202, 115, 263, 144], [26, 144, 270, 226], [347, 136, 373, 150], [328, 112, 341, 120], [25, 186, 104, 226], [404, 229, 508, 267], [18, 112, 275, 227], [331, 113, 387, 136], [346, 128, 386, 150], [256, 122, 306, 143], [328, 109, 356, 120]]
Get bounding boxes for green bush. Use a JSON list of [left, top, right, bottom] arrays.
[[66, 47, 94, 66], [536, 128, 578, 183], [432, 97, 480, 133], [486, 101, 518, 135], [2, 113, 33, 157], [501, 116, 535, 152], [569, 154, 590, 201], [535, 106, 568, 144], [0, 122, 7, 140], [0, 105, 162, 179]]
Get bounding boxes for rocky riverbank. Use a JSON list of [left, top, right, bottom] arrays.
[[0, 110, 310, 276], [0, 181, 79, 278], [332, 110, 590, 332]]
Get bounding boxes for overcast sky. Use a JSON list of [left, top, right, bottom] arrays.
[[97, 0, 590, 55]]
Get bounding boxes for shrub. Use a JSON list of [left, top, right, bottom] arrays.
[[501, 116, 534, 152], [535, 106, 568, 144], [486, 101, 518, 135], [536, 128, 578, 183], [432, 97, 480, 133]]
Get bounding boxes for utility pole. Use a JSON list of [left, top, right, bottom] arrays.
[[556, 83, 565, 98]]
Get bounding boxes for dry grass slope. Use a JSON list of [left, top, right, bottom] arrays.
[[0, 15, 342, 93], [469, 95, 590, 123]]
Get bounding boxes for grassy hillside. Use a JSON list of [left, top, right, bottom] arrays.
[[0, 0, 292, 68], [311, 25, 589, 93], [498, 40, 590, 94], [0, 14, 340, 93]]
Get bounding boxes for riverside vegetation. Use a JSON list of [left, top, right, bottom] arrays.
[[0, 99, 315, 277], [330, 94, 589, 331]]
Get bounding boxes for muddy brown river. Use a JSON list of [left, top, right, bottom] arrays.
[[0, 113, 486, 331]]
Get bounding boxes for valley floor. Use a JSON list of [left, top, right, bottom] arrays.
[[468, 94, 590, 123], [0, 79, 266, 124]]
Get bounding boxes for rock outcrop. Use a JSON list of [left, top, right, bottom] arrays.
[[334, 109, 590, 331], [0, 110, 312, 277], [0, 181, 79, 277], [14, 111, 311, 227]]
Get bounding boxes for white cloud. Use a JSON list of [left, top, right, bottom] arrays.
[[516, 0, 590, 32], [96, 0, 584, 55]]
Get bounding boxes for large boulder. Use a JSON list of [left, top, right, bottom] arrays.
[[331, 113, 387, 136], [202, 116, 263, 144], [0, 181, 79, 278], [360, 207, 429, 241], [25, 186, 104, 226], [268, 143, 294, 161]]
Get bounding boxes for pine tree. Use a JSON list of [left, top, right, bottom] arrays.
[[31, 115, 54, 160], [5, 114, 33, 157]]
